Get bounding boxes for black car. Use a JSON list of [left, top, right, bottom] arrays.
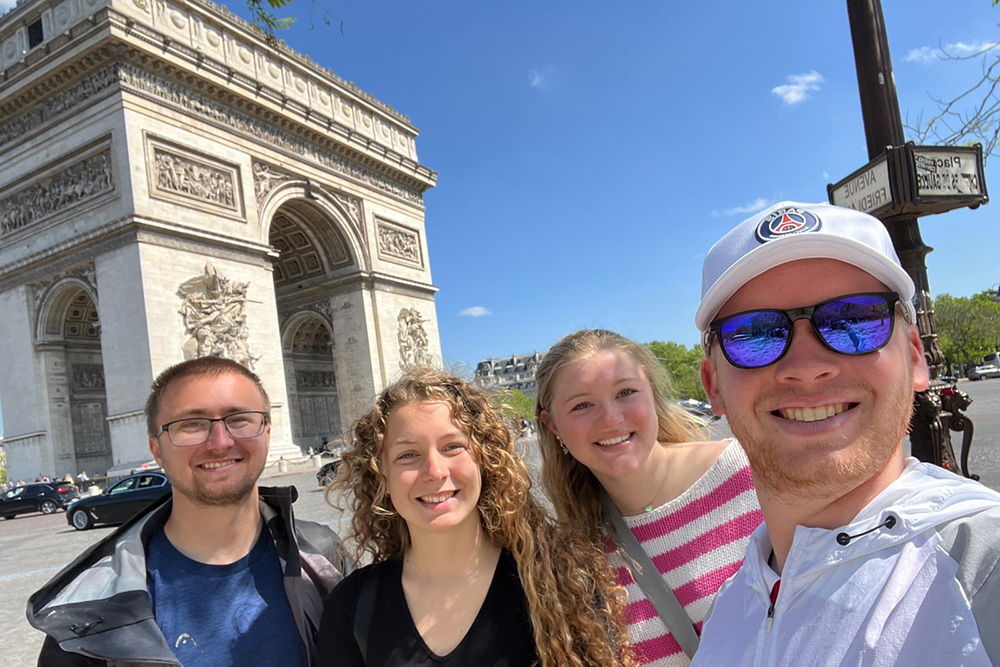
[[316, 460, 342, 486], [66, 472, 171, 530], [1, 482, 79, 519]]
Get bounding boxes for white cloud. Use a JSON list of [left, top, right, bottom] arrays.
[[0, 0, 17, 13], [772, 71, 824, 106], [823, 171, 830, 180], [458, 306, 491, 318], [528, 69, 547, 90], [713, 197, 771, 217], [906, 40, 1000, 64]]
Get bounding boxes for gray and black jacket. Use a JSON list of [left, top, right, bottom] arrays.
[[27, 486, 352, 667]]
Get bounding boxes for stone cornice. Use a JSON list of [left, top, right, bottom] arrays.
[[0, 0, 432, 180]]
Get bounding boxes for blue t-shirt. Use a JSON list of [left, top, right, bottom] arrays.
[[146, 524, 307, 667]]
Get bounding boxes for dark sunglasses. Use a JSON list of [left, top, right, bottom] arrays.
[[709, 292, 903, 369]]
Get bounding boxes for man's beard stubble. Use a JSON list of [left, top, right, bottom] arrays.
[[730, 380, 915, 499]]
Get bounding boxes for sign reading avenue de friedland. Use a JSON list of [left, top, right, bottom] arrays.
[[828, 143, 988, 219]]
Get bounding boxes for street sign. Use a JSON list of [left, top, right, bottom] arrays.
[[827, 154, 897, 216], [829, 143, 988, 219], [900, 144, 989, 215]]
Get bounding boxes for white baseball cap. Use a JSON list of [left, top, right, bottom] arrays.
[[695, 201, 916, 344]]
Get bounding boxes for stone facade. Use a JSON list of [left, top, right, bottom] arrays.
[[0, 0, 441, 481], [474, 352, 542, 397]]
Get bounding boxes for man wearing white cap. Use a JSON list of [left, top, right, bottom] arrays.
[[692, 202, 1000, 666]]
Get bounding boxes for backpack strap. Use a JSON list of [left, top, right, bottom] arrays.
[[353, 566, 380, 664], [601, 489, 700, 659]]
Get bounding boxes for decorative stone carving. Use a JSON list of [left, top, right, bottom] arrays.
[[398, 308, 430, 369], [72, 364, 106, 391], [154, 150, 235, 208], [117, 65, 425, 204], [30, 263, 98, 305], [0, 66, 121, 149], [0, 150, 113, 238], [178, 264, 260, 369], [377, 220, 422, 266], [296, 370, 337, 389], [253, 161, 293, 202], [329, 190, 363, 233], [146, 136, 242, 217]]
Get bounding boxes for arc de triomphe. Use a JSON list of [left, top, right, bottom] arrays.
[[0, 0, 441, 481]]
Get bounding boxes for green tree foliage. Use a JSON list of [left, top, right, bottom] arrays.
[[646, 340, 707, 401], [493, 388, 536, 422], [934, 292, 1000, 367]]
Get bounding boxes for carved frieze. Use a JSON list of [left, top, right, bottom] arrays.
[[398, 308, 430, 369], [72, 364, 106, 391], [253, 161, 293, 203], [0, 66, 121, 150], [376, 220, 422, 267], [296, 370, 337, 390], [146, 136, 243, 218], [117, 65, 425, 205], [178, 264, 260, 369], [0, 150, 113, 238]]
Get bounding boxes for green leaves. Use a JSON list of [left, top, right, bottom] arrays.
[[646, 340, 707, 401], [934, 291, 1000, 367]]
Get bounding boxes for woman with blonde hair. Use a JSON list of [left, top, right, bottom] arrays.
[[318, 367, 634, 667], [536, 330, 762, 666]]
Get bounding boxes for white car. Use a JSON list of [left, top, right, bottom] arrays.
[[970, 365, 1000, 380]]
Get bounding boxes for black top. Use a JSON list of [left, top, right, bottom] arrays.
[[318, 550, 537, 667]]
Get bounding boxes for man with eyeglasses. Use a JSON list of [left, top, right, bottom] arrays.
[[28, 356, 352, 667], [691, 202, 1000, 666]]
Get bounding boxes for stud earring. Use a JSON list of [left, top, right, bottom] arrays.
[[557, 437, 568, 455]]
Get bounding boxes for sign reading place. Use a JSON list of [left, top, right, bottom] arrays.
[[828, 143, 988, 219]]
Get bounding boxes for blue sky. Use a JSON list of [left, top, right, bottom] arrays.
[[2, 1, 999, 436]]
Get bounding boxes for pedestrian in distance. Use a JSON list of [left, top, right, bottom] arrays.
[[28, 356, 352, 667], [691, 201, 1000, 666], [318, 367, 634, 667], [535, 330, 763, 666]]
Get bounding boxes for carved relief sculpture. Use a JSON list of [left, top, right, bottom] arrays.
[[148, 141, 241, 216], [72, 364, 106, 391], [253, 161, 293, 202], [178, 264, 260, 369], [397, 308, 430, 369], [296, 370, 337, 389], [0, 150, 113, 238], [377, 221, 421, 266]]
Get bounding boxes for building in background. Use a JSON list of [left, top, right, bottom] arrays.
[[474, 352, 542, 397], [0, 0, 441, 481]]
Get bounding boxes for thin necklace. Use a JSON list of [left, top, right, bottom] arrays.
[[620, 467, 671, 515]]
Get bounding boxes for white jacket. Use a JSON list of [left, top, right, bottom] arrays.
[[692, 459, 1000, 667]]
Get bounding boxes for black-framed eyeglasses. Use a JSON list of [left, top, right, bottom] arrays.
[[709, 292, 903, 369], [156, 411, 270, 447]]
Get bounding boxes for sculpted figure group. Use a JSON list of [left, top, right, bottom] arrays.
[[28, 202, 1000, 667]]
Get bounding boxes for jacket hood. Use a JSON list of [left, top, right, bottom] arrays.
[[743, 459, 1000, 599]]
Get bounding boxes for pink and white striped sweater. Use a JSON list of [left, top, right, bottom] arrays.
[[605, 440, 761, 667]]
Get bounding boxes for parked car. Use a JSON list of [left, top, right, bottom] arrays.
[[0, 482, 79, 519], [316, 459, 342, 487], [66, 472, 171, 530], [969, 365, 1000, 381], [676, 398, 718, 421]]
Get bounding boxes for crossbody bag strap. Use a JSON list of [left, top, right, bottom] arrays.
[[601, 489, 700, 659], [353, 566, 380, 664]]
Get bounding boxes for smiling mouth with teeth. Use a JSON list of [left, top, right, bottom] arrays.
[[418, 491, 457, 504], [773, 403, 856, 423], [200, 459, 238, 469], [596, 433, 633, 447]]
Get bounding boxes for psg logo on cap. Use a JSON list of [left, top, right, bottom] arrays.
[[755, 207, 822, 243]]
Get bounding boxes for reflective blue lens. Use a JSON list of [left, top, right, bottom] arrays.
[[718, 311, 791, 367], [813, 295, 893, 354]]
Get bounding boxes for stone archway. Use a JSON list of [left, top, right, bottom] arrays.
[[270, 198, 355, 449], [282, 313, 341, 448], [36, 283, 113, 476]]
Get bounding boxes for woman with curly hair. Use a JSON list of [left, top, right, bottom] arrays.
[[317, 367, 633, 667], [536, 330, 762, 666]]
